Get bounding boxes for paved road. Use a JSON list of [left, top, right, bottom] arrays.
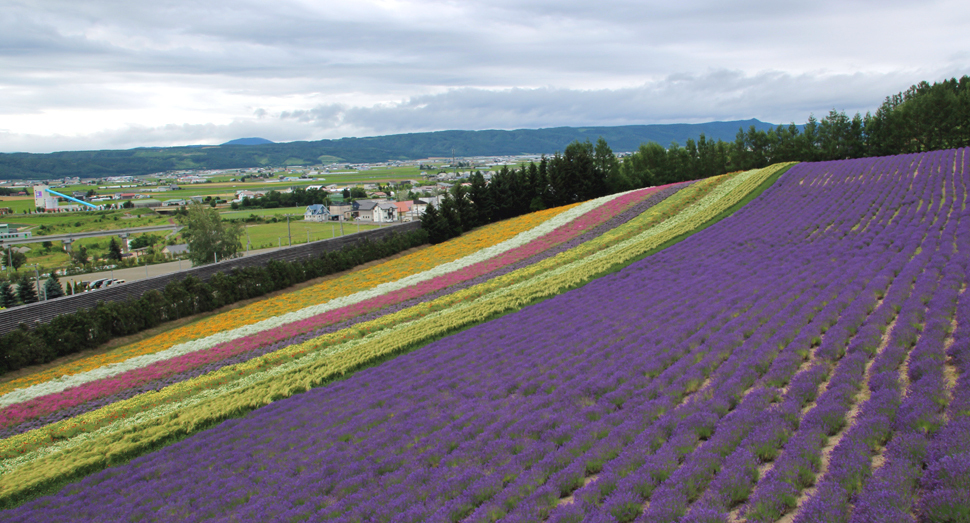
[[60, 245, 283, 287], [1, 224, 182, 246]]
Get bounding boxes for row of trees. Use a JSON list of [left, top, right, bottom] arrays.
[[0, 273, 65, 308], [0, 228, 428, 375], [232, 187, 332, 210], [621, 76, 970, 183], [422, 138, 625, 243]]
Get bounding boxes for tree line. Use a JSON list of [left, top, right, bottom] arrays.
[[230, 187, 332, 210]]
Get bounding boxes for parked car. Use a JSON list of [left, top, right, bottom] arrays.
[[88, 278, 110, 289]]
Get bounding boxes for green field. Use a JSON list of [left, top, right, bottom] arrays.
[[0, 198, 40, 214], [241, 221, 383, 249], [220, 206, 309, 219]]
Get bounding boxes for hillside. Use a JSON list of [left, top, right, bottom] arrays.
[[1, 149, 967, 522], [0, 120, 779, 179]]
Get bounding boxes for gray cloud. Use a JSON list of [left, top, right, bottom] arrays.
[[1, 0, 968, 153]]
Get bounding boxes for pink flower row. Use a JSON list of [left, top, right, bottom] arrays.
[[0, 187, 662, 428]]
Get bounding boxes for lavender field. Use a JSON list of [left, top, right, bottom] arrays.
[[6, 149, 969, 522]]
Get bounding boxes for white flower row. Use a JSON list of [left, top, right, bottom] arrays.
[[0, 190, 636, 409]]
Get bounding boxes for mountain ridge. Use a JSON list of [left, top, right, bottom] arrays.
[[0, 119, 784, 179]]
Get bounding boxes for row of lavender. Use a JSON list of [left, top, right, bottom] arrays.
[[4, 149, 967, 522]]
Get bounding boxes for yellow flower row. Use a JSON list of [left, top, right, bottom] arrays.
[[0, 205, 575, 396]]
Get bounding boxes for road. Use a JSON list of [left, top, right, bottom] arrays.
[[1, 224, 182, 246], [60, 245, 282, 287]]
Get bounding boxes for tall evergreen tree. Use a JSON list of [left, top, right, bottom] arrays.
[[438, 195, 463, 240], [44, 273, 65, 300], [421, 202, 450, 244], [595, 137, 627, 194], [0, 281, 17, 308], [449, 183, 477, 233], [107, 237, 123, 261], [467, 172, 493, 226], [16, 275, 38, 304]]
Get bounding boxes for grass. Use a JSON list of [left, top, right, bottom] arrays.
[[241, 221, 385, 249], [0, 198, 36, 214], [219, 206, 309, 219]]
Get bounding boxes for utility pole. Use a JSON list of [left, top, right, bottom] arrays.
[[287, 215, 292, 246], [34, 264, 45, 301]]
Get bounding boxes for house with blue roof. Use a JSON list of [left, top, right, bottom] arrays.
[[304, 204, 332, 222]]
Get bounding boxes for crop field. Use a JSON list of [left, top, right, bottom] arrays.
[[0, 150, 967, 522], [0, 197, 37, 214]]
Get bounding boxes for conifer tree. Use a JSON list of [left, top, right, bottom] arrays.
[[0, 281, 17, 308], [16, 275, 37, 304], [44, 273, 65, 299]]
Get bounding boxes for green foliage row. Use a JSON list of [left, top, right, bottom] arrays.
[[422, 139, 625, 244], [230, 187, 332, 210], [0, 228, 428, 376]]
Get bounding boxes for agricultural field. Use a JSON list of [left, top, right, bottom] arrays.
[[0, 149, 968, 522], [0, 197, 37, 214]]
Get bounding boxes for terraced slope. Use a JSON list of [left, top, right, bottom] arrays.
[[7, 152, 963, 523]]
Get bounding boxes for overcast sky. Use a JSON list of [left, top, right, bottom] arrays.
[[1, 0, 967, 153]]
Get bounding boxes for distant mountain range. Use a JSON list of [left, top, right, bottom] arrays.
[[0, 119, 781, 180]]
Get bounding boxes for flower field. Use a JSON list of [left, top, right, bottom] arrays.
[[3, 150, 967, 522]]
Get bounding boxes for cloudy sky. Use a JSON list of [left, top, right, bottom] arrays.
[[1, 0, 967, 153]]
